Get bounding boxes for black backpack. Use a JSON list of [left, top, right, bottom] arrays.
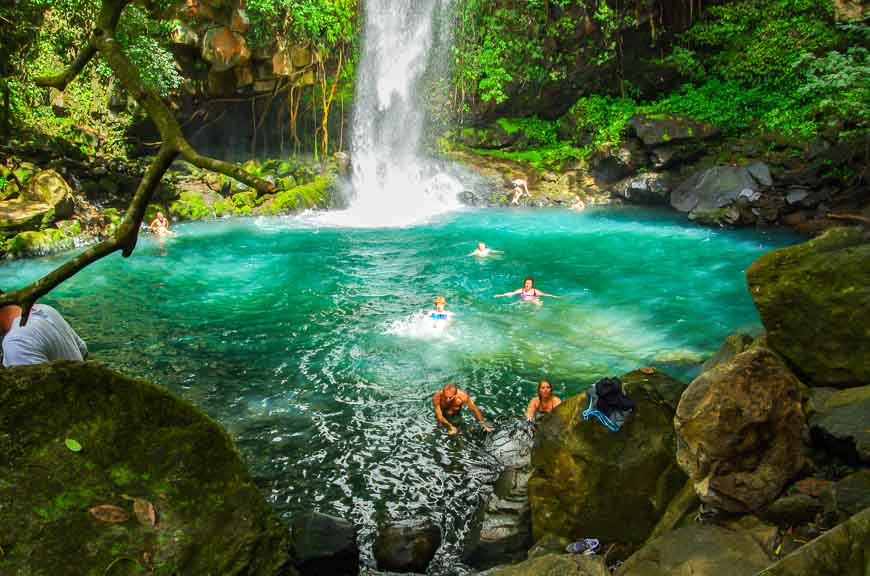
[[594, 377, 635, 415]]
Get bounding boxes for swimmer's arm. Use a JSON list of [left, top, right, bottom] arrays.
[[526, 397, 539, 422], [537, 290, 561, 298], [495, 289, 521, 298], [465, 396, 491, 432], [433, 394, 457, 434]]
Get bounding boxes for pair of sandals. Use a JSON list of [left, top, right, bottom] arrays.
[[565, 538, 600, 555]]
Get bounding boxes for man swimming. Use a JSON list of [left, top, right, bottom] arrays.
[[495, 276, 560, 303], [468, 242, 502, 257], [433, 382, 492, 435]]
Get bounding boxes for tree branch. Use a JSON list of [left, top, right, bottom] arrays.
[[828, 212, 870, 225], [179, 142, 277, 195], [0, 145, 177, 324], [34, 45, 97, 90]]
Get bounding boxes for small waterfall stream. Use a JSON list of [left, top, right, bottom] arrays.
[[328, 0, 465, 227]]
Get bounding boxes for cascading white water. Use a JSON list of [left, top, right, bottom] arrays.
[[324, 0, 465, 227]]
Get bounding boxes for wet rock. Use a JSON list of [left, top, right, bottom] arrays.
[[760, 494, 823, 527], [809, 385, 870, 464], [528, 369, 686, 552], [747, 227, 870, 387], [23, 169, 74, 215], [675, 347, 807, 512], [613, 173, 671, 205], [483, 553, 607, 576], [201, 27, 250, 72], [467, 422, 534, 568], [3, 228, 75, 259], [700, 331, 754, 374], [628, 113, 720, 148], [291, 511, 359, 576], [760, 506, 870, 576], [527, 534, 571, 559], [820, 470, 870, 524], [671, 164, 771, 219], [374, 521, 441, 573], [645, 480, 700, 543], [615, 519, 774, 576], [0, 362, 293, 575]]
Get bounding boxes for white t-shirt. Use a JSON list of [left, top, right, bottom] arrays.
[[2, 304, 88, 367]]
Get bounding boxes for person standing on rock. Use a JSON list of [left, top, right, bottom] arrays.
[[509, 178, 529, 205], [526, 379, 562, 422], [0, 296, 88, 367], [433, 382, 491, 435]]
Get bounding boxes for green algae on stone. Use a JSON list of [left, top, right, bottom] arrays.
[[0, 362, 293, 576], [170, 190, 213, 221], [262, 177, 332, 215], [3, 228, 74, 258], [747, 227, 870, 387]]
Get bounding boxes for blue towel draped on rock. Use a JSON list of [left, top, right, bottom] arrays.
[[582, 384, 632, 432]]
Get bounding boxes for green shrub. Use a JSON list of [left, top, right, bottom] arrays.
[[169, 191, 212, 221]]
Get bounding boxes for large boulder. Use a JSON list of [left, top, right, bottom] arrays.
[[809, 385, 870, 464], [483, 553, 607, 576], [747, 227, 870, 387], [528, 369, 687, 552], [675, 347, 807, 512], [616, 518, 775, 576], [291, 511, 359, 575], [612, 173, 671, 205], [374, 521, 441, 573], [0, 362, 293, 575], [820, 470, 870, 525], [0, 169, 75, 235], [671, 164, 772, 223], [628, 113, 720, 148], [202, 27, 251, 72], [760, 506, 870, 576], [700, 331, 754, 374]]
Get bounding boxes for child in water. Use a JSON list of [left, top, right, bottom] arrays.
[[469, 242, 502, 257], [430, 296, 452, 326]]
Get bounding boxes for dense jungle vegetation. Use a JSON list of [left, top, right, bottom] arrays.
[[0, 0, 867, 170]]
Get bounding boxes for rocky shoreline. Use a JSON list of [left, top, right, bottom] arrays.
[[2, 226, 868, 575]]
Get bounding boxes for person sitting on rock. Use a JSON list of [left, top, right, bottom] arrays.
[[526, 379, 562, 422], [433, 382, 491, 435], [0, 296, 88, 367], [468, 242, 502, 257], [148, 212, 172, 236], [509, 178, 529, 205]]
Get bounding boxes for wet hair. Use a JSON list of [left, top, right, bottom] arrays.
[[524, 276, 534, 286], [444, 382, 458, 393], [537, 379, 551, 399], [434, 296, 446, 305]]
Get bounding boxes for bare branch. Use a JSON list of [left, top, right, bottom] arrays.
[[0, 145, 177, 324], [34, 45, 97, 90], [179, 142, 277, 196], [828, 212, 870, 225]]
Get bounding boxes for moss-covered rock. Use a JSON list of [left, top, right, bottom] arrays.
[[746, 227, 870, 387], [259, 176, 332, 215], [0, 362, 293, 576], [3, 228, 74, 258], [527, 369, 687, 555], [759, 506, 870, 576], [170, 190, 214, 220], [483, 553, 607, 576]]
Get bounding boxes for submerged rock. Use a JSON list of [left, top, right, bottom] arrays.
[[760, 506, 870, 576], [292, 511, 359, 575], [374, 521, 440, 573], [675, 347, 806, 512], [0, 362, 293, 575], [528, 370, 686, 553], [747, 227, 870, 387]]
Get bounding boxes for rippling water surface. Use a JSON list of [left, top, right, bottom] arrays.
[[0, 207, 798, 568]]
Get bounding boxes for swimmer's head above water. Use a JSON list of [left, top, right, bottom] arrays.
[[523, 276, 535, 291], [434, 296, 446, 312]]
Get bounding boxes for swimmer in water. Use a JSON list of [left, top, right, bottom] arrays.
[[433, 382, 492, 435], [468, 242, 502, 257], [148, 211, 174, 236], [526, 379, 562, 422], [495, 276, 560, 303], [430, 296, 452, 323]]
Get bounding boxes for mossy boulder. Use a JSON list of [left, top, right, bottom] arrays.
[[484, 554, 607, 576], [3, 228, 74, 258], [170, 190, 215, 221], [746, 227, 870, 387], [23, 169, 75, 218], [259, 177, 332, 215], [760, 506, 870, 576], [0, 362, 293, 576], [527, 369, 687, 554], [0, 170, 75, 236]]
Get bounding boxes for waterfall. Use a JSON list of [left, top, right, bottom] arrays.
[[324, 0, 464, 227]]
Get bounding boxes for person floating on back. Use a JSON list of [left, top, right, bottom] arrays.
[[526, 379, 562, 422], [433, 382, 491, 435], [149, 211, 173, 236], [469, 242, 502, 258], [495, 276, 560, 304], [0, 297, 88, 367]]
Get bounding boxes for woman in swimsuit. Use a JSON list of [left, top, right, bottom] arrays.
[[495, 276, 560, 303], [526, 379, 562, 422]]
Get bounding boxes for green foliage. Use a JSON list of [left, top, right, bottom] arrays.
[[170, 191, 212, 221], [794, 46, 870, 133], [246, 0, 359, 49], [566, 95, 637, 151], [496, 116, 558, 145], [471, 143, 585, 172], [113, 4, 183, 97]]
